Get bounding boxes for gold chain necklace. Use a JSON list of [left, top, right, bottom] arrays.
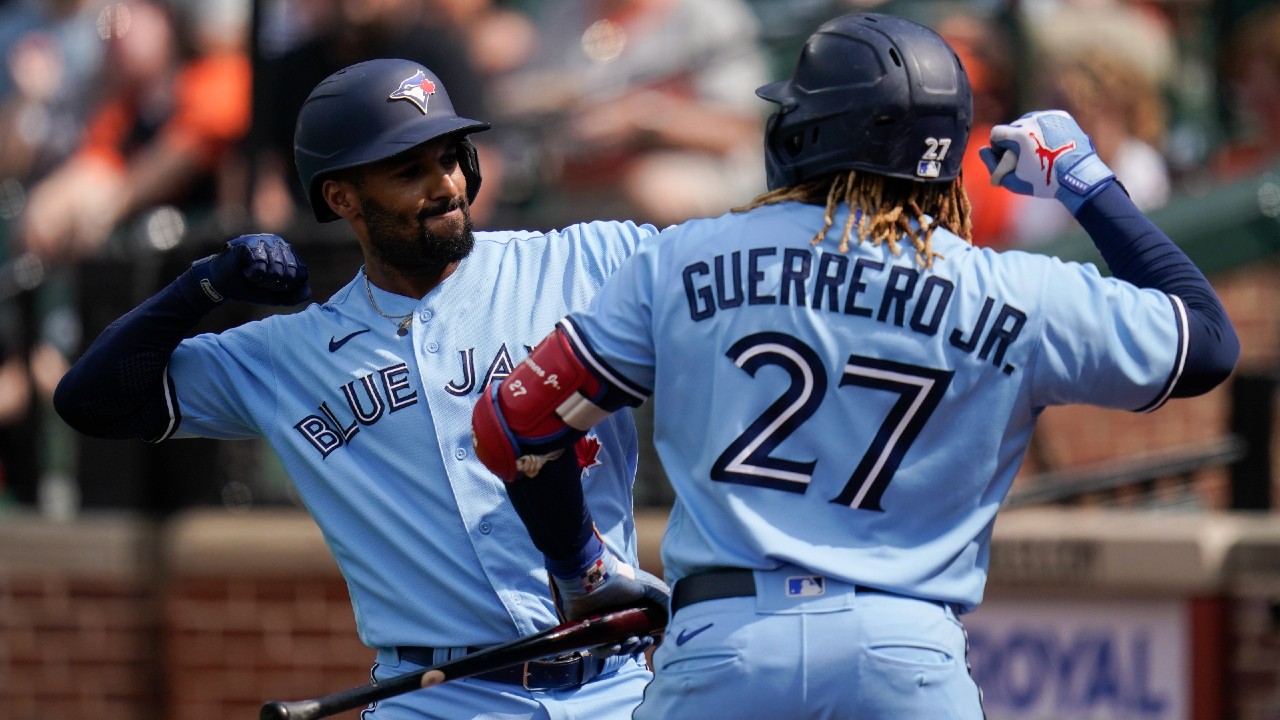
[[364, 274, 414, 336]]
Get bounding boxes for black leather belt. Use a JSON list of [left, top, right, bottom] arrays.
[[671, 568, 759, 612], [672, 568, 877, 613], [395, 646, 607, 690]]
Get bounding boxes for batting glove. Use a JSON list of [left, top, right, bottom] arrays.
[[546, 530, 669, 655], [187, 234, 311, 306], [979, 110, 1115, 215]]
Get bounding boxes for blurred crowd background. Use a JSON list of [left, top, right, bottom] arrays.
[[0, 0, 1276, 519]]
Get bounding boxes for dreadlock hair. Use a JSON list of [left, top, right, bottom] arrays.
[[733, 169, 973, 268]]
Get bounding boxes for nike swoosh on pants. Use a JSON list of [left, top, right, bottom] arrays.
[[675, 623, 714, 646]]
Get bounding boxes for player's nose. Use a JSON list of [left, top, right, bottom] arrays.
[[423, 166, 463, 203]]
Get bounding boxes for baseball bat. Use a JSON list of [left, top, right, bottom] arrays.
[[259, 603, 667, 720]]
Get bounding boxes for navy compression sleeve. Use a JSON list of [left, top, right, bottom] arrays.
[[53, 271, 219, 441], [503, 449, 598, 571], [1076, 183, 1239, 396]]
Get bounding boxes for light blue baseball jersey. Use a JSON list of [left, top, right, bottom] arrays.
[[563, 202, 1187, 613], [162, 220, 657, 649]]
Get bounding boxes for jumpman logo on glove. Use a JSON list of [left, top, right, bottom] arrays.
[[1030, 132, 1075, 186]]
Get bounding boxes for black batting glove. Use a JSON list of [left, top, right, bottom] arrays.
[[188, 234, 311, 306]]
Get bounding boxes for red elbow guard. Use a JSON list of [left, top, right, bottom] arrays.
[[472, 327, 611, 482], [472, 385, 521, 482]]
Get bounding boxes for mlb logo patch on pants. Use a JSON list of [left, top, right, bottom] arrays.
[[786, 575, 825, 597]]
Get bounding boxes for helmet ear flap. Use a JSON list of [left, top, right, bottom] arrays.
[[293, 59, 491, 222], [762, 109, 798, 190], [459, 136, 483, 204], [783, 131, 805, 158]]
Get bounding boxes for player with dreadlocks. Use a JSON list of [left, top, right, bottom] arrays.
[[471, 11, 1238, 719], [736, 170, 973, 265]]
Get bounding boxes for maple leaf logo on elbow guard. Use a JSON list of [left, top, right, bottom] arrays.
[[1030, 131, 1075, 186], [575, 434, 603, 479]]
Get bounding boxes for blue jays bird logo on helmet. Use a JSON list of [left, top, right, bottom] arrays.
[[295, 59, 491, 222], [389, 71, 437, 114]]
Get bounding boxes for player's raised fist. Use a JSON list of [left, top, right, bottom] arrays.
[[978, 110, 1115, 215], [189, 234, 311, 306]]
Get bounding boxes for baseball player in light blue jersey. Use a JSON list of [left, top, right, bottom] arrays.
[[54, 59, 668, 719], [471, 13, 1239, 719]]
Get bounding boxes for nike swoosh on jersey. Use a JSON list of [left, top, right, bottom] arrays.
[[675, 623, 714, 646], [328, 329, 370, 352]]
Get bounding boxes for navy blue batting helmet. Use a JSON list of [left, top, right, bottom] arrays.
[[294, 59, 491, 222], [757, 13, 972, 190]]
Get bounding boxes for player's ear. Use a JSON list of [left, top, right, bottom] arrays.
[[322, 177, 361, 221]]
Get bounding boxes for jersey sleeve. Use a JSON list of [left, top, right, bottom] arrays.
[[563, 220, 661, 282], [1029, 255, 1185, 412], [165, 319, 279, 440], [561, 232, 665, 398]]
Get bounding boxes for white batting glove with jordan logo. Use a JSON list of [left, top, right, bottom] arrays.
[[979, 110, 1115, 215]]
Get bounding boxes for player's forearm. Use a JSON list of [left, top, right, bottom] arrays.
[[1077, 183, 1240, 394], [504, 449, 598, 566], [53, 270, 218, 439], [506, 449, 670, 621]]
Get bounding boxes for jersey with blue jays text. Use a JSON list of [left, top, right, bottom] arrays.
[[562, 202, 1186, 613], [162, 220, 657, 649]]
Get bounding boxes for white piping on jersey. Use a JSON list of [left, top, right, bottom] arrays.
[[1138, 293, 1189, 414], [157, 364, 180, 442], [557, 320, 648, 405]]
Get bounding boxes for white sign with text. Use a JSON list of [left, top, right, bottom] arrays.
[[962, 597, 1189, 720]]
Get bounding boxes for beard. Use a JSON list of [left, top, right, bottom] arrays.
[[362, 192, 475, 280]]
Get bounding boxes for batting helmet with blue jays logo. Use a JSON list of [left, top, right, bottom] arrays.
[[294, 58, 491, 222], [757, 13, 972, 190]]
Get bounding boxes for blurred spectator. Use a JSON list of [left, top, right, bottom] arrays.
[[1211, 3, 1280, 182], [172, 0, 248, 55], [0, 340, 32, 426], [1006, 0, 1174, 246], [249, 0, 505, 230], [0, 0, 107, 508], [17, 0, 252, 262], [2, 0, 251, 514], [0, 334, 36, 504], [1010, 48, 1172, 246], [1018, 0, 1176, 93], [425, 0, 535, 78], [491, 0, 772, 229], [0, 0, 109, 185], [937, 8, 1030, 250]]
